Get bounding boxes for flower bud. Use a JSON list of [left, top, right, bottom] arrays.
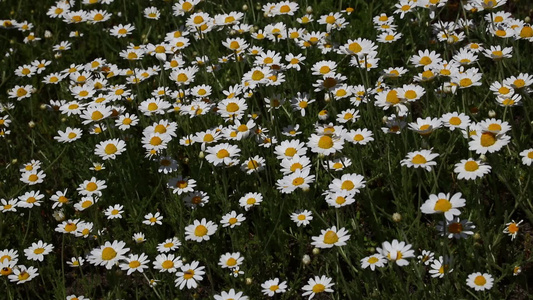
[[392, 212, 402, 222], [245, 277, 252, 285], [302, 254, 311, 265], [242, 4, 248, 11], [312, 248, 320, 255], [488, 110, 496, 117], [306, 6, 313, 14]]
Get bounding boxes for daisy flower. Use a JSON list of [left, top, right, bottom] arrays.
[[167, 176, 197, 195], [132, 232, 146, 244], [276, 168, 316, 194], [417, 250, 435, 265], [437, 217, 475, 239], [67, 257, 84, 268], [324, 190, 356, 208], [184, 218, 218, 242], [87, 240, 130, 269], [8, 265, 39, 284], [377, 239, 415, 266], [94, 138, 126, 160], [262, 278, 288, 297], [109, 24, 135, 37], [429, 256, 453, 278], [420, 192, 465, 220], [328, 173, 366, 195], [77, 177, 107, 197], [307, 134, 344, 156], [54, 127, 83, 143], [175, 261, 205, 290], [157, 237, 181, 253], [360, 254, 387, 270], [311, 226, 350, 248], [241, 156, 266, 174], [214, 288, 248, 300], [301, 275, 334, 299], [468, 131, 510, 154], [120, 253, 150, 275], [24, 241, 54, 262], [401, 149, 439, 171], [143, 212, 163, 226], [20, 170, 46, 185], [17, 190, 44, 208], [519, 148, 533, 166], [220, 211, 246, 228], [344, 128, 374, 145], [503, 220, 523, 240], [441, 112, 470, 130], [290, 210, 313, 227], [183, 191, 209, 209], [274, 139, 308, 160], [454, 158, 491, 180], [153, 253, 182, 273], [238, 192, 263, 211], [466, 272, 494, 291], [218, 252, 244, 269], [104, 204, 124, 220], [1, 198, 18, 213], [205, 143, 241, 167]]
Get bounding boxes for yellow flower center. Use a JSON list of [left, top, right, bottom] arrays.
[[292, 177, 304, 186], [318, 136, 333, 149], [434, 199, 452, 212], [101, 247, 117, 260], [184, 269, 194, 279], [129, 260, 140, 268], [480, 132, 496, 147], [341, 180, 354, 191], [104, 144, 117, 154], [86, 182, 98, 191], [323, 230, 339, 244], [420, 56, 432, 65], [386, 90, 400, 104], [411, 154, 427, 164], [312, 283, 326, 293], [226, 258, 237, 266], [368, 256, 379, 264], [474, 275, 486, 286], [194, 225, 208, 236]]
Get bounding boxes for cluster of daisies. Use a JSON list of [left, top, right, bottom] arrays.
[[1, 0, 532, 298]]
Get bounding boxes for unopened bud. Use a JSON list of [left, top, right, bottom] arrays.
[[44, 30, 52, 38], [28, 121, 35, 128], [473, 232, 481, 240], [479, 154, 487, 162], [488, 110, 496, 117], [245, 277, 252, 285], [392, 212, 402, 222], [312, 248, 320, 255], [525, 16, 531, 23], [242, 4, 248, 11], [306, 6, 313, 14], [40, 104, 47, 110], [302, 254, 311, 265], [198, 151, 205, 159]]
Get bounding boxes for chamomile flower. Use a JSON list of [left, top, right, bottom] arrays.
[[454, 159, 491, 180], [466, 272, 494, 291], [360, 254, 387, 270], [401, 149, 439, 171], [104, 204, 124, 220], [276, 168, 315, 194], [441, 112, 470, 130], [67, 257, 85, 268], [468, 131, 510, 154], [420, 192, 466, 220], [157, 237, 181, 253], [239, 192, 263, 211], [1, 198, 18, 213], [220, 211, 246, 228], [78, 177, 107, 197], [417, 250, 435, 265], [301, 275, 334, 299], [324, 190, 356, 208], [519, 148, 533, 166], [120, 253, 150, 275], [153, 253, 182, 273], [167, 176, 196, 195], [94, 139, 126, 160], [377, 239, 415, 266], [429, 256, 453, 278], [20, 170, 46, 185], [262, 278, 288, 297], [503, 220, 523, 240], [290, 210, 313, 227], [328, 173, 366, 195], [110, 24, 135, 38], [24, 241, 54, 262], [218, 252, 244, 269], [205, 143, 241, 167], [18, 190, 44, 208], [143, 212, 163, 226], [437, 217, 475, 239], [175, 261, 205, 289], [311, 226, 350, 248], [87, 240, 129, 269], [8, 265, 39, 284], [184, 218, 218, 242], [55, 126, 84, 144]]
